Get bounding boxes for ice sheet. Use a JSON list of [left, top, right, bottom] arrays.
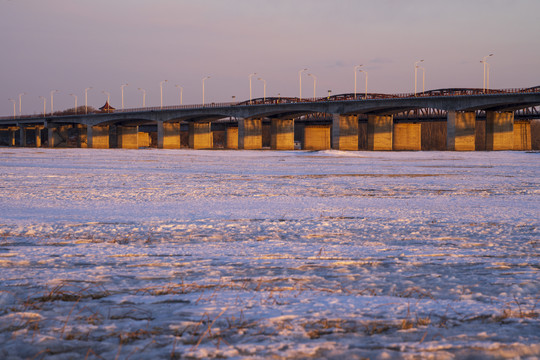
[[0, 148, 538, 359]]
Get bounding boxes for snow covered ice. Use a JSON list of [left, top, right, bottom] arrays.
[[0, 148, 538, 359]]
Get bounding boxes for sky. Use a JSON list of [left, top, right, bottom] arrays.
[[1, 0, 540, 116]]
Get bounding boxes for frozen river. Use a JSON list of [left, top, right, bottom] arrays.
[[0, 148, 539, 359]]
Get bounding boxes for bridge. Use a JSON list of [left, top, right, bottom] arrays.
[[1, 87, 539, 151]]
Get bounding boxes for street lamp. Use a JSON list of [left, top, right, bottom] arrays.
[[354, 64, 363, 99], [8, 99, 16, 119], [175, 85, 183, 105], [137, 88, 146, 107], [69, 93, 78, 114], [307, 73, 317, 100], [481, 54, 493, 92], [414, 60, 424, 96], [39, 96, 46, 117], [50, 90, 59, 116], [121, 83, 129, 110], [85, 87, 92, 114], [18, 92, 26, 116], [417, 66, 425, 94], [486, 63, 491, 91], [298, 68, 308, 100], [202, 76, 210, 106], [160, 80, 167, 109], [257, 77, 267, 102], [249, 73, 257, 104], [358, 69, 368, 98]]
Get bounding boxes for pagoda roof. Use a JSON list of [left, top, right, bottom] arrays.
[[99, 101, 115, 111]]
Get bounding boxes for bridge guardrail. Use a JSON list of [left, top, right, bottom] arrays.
[[1, 86, 539, 120]]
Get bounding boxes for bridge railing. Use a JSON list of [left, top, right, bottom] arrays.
[[0, 113, 47, 121], [2, 86, 539, 120], [113, 102, 236, 113]]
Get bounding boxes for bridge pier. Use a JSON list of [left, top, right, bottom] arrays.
[[514, 120, 531, 150], [447, 111, 476, 151], [34, 126, 43, 147], [87, 125, 109, 149], [238, 118, 262, 150], [303, 125, 331, 150], [393, 123, 421, 151], [19, 126, 27, 147], [138, 132, 151, 147], [47, 127, 55, 148], [117, 126, 139, 149], [11, 127, 18, 146], [189, 122, 213, 149], [486, 111, 514, 150], [6, 127, 17, 146], [157, 122, 181, 149], [271, 119, 294, 150], [76, 124, 87, 148], [225, 126, 238, 149], [367, 115, 393, 150], [332, 114, 358, 150]]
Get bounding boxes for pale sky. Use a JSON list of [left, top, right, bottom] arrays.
[[1, 0, 540, 115]]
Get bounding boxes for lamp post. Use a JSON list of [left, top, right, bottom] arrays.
[[249, 73, 257, 104], [307, 73, 317, 100], [18, 92, 26, 116], [414, 59, 424, 96], [257, 77, 267, 102], [418, 66, 425, 94], [121, 83, 128, 110], [69, 93, 78, 114], [486, 62, 491, 91], [481, 54, 493, 92], [175, 85, 183, 105], [8, 99, 16, 119], [85, 87, 92, 114], [359, 69, 368, 98], [39, 96, 46, 117], [327, 90, 332, 100], [137, 88, 146, 107], [202, 76, 210, 106], [159, 80, 167, 109], [298, 68, 308, 100], [354, 64, 363, 99], [50, 90, 59, 116]]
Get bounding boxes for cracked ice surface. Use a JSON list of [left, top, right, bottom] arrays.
[[0, 148, 539, 359]]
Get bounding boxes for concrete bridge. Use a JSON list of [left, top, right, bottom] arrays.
[[1, 87, 539, 151]]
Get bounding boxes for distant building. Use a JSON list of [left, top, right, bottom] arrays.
[[99, 101, 115, 113]]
